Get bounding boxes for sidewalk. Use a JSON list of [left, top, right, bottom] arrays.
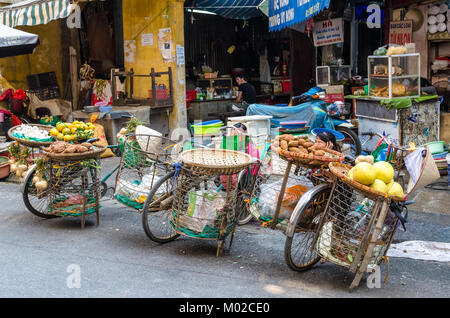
[[408, 176, 450, 216]]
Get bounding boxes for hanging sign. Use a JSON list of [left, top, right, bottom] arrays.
[[313, 18, 344, 47], [389, 20, 412, 45], [268, 0, 331, 32]]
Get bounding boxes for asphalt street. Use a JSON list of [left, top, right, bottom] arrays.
[[0, 158, 449, 298]]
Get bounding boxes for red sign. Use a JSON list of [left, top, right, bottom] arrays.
[[389, 20, 412, 45]]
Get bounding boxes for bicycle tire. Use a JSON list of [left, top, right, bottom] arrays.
[[22, 168, 58, 219], [336, 126, 362, 157], [142, 171, 179, 243], [284, 185, 330, 272]]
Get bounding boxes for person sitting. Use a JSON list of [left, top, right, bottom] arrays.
[[228, 74, 257, 114], [315, 131, 341, 152]]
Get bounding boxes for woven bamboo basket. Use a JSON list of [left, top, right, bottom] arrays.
[[180, 148, 253, 176], [8, 124, 53, 147], [43, 145, 107, 161], [329, 162, 406, 202]]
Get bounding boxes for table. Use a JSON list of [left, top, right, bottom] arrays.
[[73, 106, 169, 145]]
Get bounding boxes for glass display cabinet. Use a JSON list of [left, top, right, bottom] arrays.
[[368, 53, 420, 99]]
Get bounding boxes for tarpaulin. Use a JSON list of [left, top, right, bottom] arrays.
[[0, 0, 76, 28], [246, 100, 333, 137], [0, 24, 39, 58], [268, 0, 331, 32], [192, 0, 265, 20]]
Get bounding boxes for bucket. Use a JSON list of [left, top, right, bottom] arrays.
[[426, 141, 445, 154]]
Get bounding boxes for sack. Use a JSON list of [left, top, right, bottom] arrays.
[[92, 122, 114, 158], [276, 185, 308, 219]]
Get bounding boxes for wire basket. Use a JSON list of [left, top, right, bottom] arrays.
[[171, 165, 242, 240], [46, 158, 101, 227], [315, 178, 399, 270], [114, 134, 180, 211]]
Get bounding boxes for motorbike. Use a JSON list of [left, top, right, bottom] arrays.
[[246, 87, 362, 157]]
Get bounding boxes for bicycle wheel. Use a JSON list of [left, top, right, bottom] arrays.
[[142, 171, 179, 243], [236, 172, 263, 226], [336, 126, 361, 158], [22, 166, 58, 219], [284, 184, 330, 272]]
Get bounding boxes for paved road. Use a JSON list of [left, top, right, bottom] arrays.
[[0, 159, 449, 298]]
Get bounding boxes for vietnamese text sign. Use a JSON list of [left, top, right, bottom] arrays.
[[389, 20, 412, 45], [268, 0, 331, 32], [313, 18, 344, 47]]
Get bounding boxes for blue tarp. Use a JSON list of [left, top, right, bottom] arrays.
[[193, 0, 265, 20], [246, 101, 334, 137], [268, 0, 331, 32]]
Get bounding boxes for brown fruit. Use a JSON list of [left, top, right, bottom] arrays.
[[280, 140, 288, 150], [288, 147, 301, 153], [288, 140, 299, 147]]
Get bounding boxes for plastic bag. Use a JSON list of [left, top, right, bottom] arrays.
[[258, 175, 312, 220]]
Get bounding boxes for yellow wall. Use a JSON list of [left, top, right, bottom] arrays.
[[0, 20, 63, 92], [122, 0, 187, 130]]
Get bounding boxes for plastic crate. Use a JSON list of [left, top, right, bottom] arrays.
[[191, 121, 224, 135], [148, 87, 169, 100]]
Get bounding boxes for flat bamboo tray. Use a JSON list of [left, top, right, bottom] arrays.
[[276, 146, 345, 169], [43, 145, 106, 161], [8, 124, 53, 147], [329, 162, 406, 202], [180, 148, 252, 175]]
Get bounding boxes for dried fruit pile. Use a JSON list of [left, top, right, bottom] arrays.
[[272, 134, 335, 157], [43, 141, 94, 154]]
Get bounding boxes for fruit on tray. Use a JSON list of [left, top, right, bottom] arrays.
[[271, 134, 337, 158], [50, 121, 94, 141], [352, 162, 376, 185], [373, 161, 394, 184], [43, 141, 94, 154], [348, 159, 405, 198], [355, 155, 374, 165]]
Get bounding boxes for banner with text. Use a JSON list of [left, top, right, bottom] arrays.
[[269, 0, 331, 32], [313, 18, 344, 47], [389, 20, 412, 45]]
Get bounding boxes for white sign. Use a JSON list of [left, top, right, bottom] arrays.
[[176, 45, 185, 66], [313, 18, 344, 47], [141, 33, 153, 46]]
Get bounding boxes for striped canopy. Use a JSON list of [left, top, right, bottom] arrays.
[[193, 0, 265, 20], [0, 0, 76, 28]]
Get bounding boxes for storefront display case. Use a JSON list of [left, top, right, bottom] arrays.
[[316, 65, 352, 86], [368, 53, 420, 99]]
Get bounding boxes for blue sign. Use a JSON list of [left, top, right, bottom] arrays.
[[268, 0, 331, 32]]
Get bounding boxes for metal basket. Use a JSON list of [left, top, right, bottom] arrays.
[[47, 157, 101, 229], [114, 134, 180, 211], [171, 165, 242, 241], [315, 178, 399, 271]]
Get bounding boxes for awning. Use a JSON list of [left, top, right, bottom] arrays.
[[192, 0, 266, 20], [0, 0, 77, 28], [0, 24, 39, 57], [268, 0, 331, 32]]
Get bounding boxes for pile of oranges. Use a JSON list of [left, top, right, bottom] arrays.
[[49, 121, 95, 142]]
